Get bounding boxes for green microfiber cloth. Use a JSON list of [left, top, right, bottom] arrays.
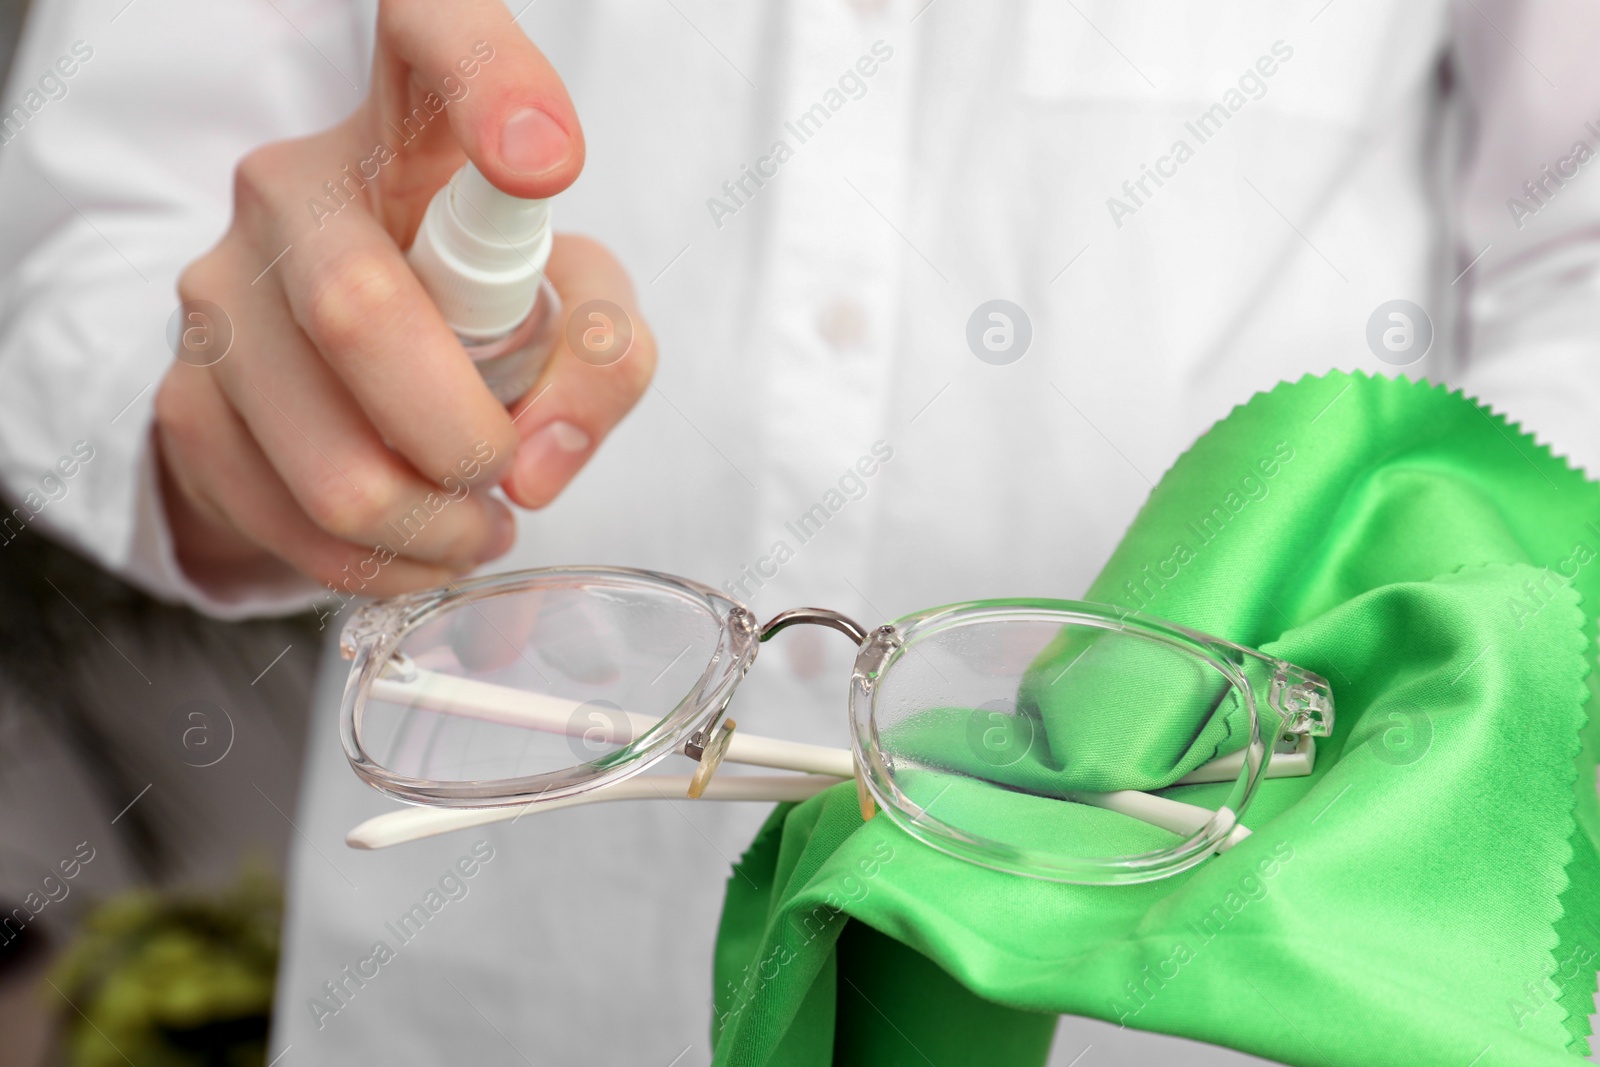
[[710, 372, 1600, 1067]]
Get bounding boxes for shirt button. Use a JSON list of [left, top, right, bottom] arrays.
[[785, 626, 830, 681], [815, 298, 870, 351]]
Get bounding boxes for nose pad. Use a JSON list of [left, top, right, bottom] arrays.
[[700, 606, 873, 811], [686, 717, 738, 799], [854, 752, 876, 820], [783, 625, 830, 681]]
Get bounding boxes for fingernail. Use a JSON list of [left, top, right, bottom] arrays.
[[514, 421, 591, 506], [500, 107, 570, 176], [476, 498, 517, 563]]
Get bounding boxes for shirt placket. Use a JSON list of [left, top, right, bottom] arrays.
[[736, 0, 916, 622]]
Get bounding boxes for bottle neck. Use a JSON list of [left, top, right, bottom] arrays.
[[406, 163, 554, 339]]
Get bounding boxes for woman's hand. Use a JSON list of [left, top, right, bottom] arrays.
[[156, 0, 655, 598]]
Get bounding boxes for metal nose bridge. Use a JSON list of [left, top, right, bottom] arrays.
[[758, 607, 869, 645]]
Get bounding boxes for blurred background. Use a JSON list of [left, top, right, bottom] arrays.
[[0, 16, 315, 1063], [0, 521, 318, 1065], [0, 526, 319, 1067]]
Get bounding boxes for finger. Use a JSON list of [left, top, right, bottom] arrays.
[[500, 235, 656, 509], [448, 586, 541, 673], [224, 133, 520, 489], [198, 259, 517, 568], [267, 204, 521, 493], [371, 0, 584, 208], [156, 363, 464, 597]]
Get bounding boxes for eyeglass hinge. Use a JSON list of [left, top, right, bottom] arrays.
[[1271, 672, 1334, 738], [340, 601, 409, 660]]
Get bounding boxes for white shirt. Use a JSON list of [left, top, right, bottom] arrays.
[[3, 1, 1599, 1063]]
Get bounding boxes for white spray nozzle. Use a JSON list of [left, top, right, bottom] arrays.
[[407, 163, 553, 341], [451, 164, 548, 245]]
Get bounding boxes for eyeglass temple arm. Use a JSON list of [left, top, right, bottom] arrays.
[[366, 669, 1314, 784], [345, 774, 1255, 851], [346, 774, 848, 849], [347, 668, 1294, 850], [367, 670, 858, 777]]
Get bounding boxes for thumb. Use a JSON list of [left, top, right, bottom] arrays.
[[373, 0, 585, 200]]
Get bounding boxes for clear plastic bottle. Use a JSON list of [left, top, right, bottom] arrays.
[[407, 164, 562, 405], [455, 278, 561, 404]]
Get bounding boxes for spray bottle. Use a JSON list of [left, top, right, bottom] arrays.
[[407, 163, 561, 404]]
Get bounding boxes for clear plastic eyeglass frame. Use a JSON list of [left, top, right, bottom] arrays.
[[338, 566, 1333, 886]]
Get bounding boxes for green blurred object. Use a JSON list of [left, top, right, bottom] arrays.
[[710, 373, 1600, 1067], [49, 870, 281, 1067]]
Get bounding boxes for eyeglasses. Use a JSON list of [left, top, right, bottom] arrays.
[[337, 566, 1333, 885]]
